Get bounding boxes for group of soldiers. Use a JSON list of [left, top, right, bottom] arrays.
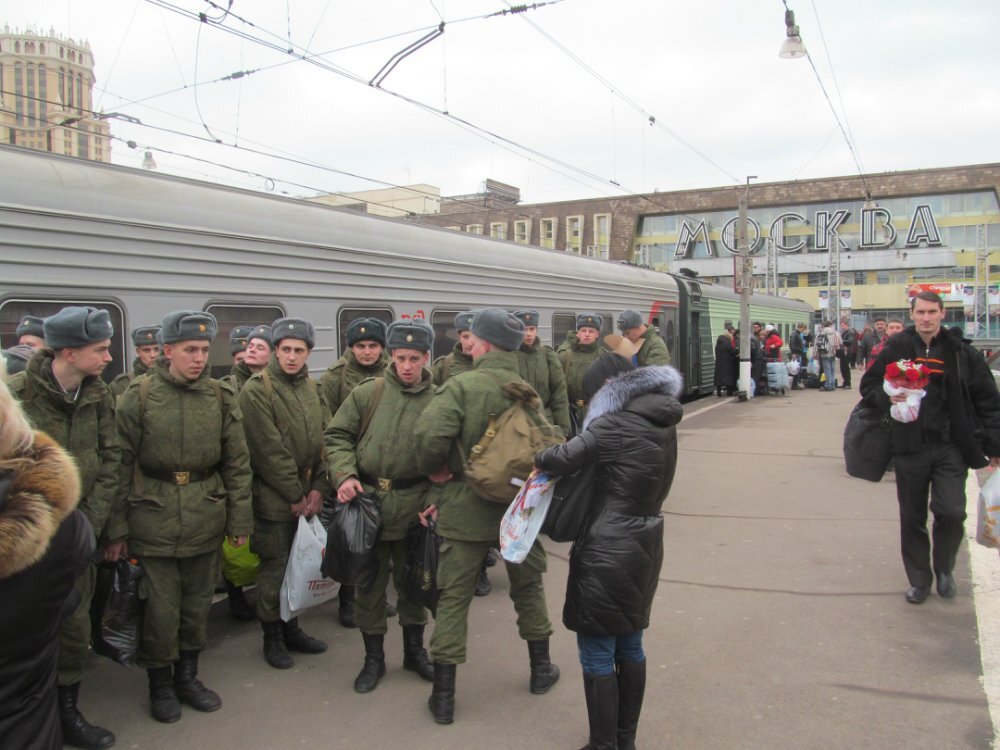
[[1, 303, 670, 748]]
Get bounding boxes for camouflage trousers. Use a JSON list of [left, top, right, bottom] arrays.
[[250, 516, 297, 624], [430, 538, 552, 665], [136, 551, 218, 669], [356, 537, 428, 635], [57, 563, 96, 686]]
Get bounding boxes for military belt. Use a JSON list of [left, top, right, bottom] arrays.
[[359, 473, 427, 493], [141, 467, 216, 486]]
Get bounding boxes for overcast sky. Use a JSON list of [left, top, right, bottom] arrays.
[[7, 0, 1000, 204]]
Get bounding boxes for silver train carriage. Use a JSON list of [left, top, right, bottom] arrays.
[[0, 145, 813, 397]]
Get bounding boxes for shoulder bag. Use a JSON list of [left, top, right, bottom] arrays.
[[843, 400, 891, 482], [541, 431, 599, 542]]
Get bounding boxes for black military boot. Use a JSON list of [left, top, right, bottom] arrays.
[[282, 617, 328, 654], [354, 632, 387, 693], [474, 560, 492, 596], [146, 667, 181, 724], [58, 682, 116, 748], [616, 659, 646, 750], [428, 661, 456, 725], [226, 580, 254, 621], [528, 638, 560, 694], [578, 672, 618, 750], [173, 650, 222, 712], [402, 624, 434, 682], [261, 620, 293, 669], [338, 585, 358, 628]]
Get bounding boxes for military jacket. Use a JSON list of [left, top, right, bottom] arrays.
[[558, 336, 602, 408], [239, 358, 330, 522], [8, 348, 120, 536], [413, 350, 557, 542], [108, 360, 252, 557], [517, 340, 571, 436], [325, 366, 435, 540], [110, 358, 150, 401], [431, 343, 473, 385], [220, 361, 254, 395], [319, 349, 389, 416], [636, 327, 670, 366]]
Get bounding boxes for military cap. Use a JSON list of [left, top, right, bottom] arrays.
[[160, 310, 218, 344], [616, 309, 644, 331], [271, 317, 315, 349], [44, 306, 115, 350], [228, 325, 255, 355], [471, 307, 524, 352], [16, 315, 45, 339], [513, 309, 539, 327], [247, 324, 272, 348], [454, 311, 475, 332], [576, 312, 603, 332], [387, 319, 434, 353], [132, 325, 161, 348], [347, 317, 386, 347]]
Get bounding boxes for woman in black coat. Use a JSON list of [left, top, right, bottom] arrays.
[[0, 371, 95, 750], [536, 350, 683, 750], [713, 329, 737, 396]]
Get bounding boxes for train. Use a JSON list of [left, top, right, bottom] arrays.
[[0, 145, 813, 397]]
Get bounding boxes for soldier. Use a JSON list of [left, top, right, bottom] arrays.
[[110, 325, 161, 401], [7, 306, 119, 750], [220, 324, 271, 394], [106, 310, 252, 725], [2, 314, 45, 375], [414, 307, 561, 726], [617, 309, 671, 366], [432, 311, 475, 385], [326, 319, 437, 693], [319, 316, 389, 628], [558, 312, 604, 426], [238, 318, 329, 669], [513, 309, 571, 437]]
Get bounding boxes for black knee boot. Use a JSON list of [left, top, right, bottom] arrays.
[[58, 682, 116, 748], [402, 624, 434, 681], [428, 661, 456, 724], [146, 667, 181, 724], [578, 672, 618, 750], [354, 632, 386, 693], [528, 638, 560, 694], [261, 620, 293, 669], [616, 659, 646, 750], [173, 650, 221, 712]]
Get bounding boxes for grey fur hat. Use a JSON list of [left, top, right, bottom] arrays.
[[471, 307, 524, 352], [617, 309, 644, 331], [576, 312, 603, 331], [513, 309, 539, 327], [454, 311, 475, 332], [132, 325, 161, 348], [347, 317, 386, 347], [228, 325, 255, 355], [247, 324, 272, 348], [387, 319, 434, 352], [271, 318, 315, 349], [44, 307, 115, 349], [16, 315, 45, 339], [160, 310, 218, 344]]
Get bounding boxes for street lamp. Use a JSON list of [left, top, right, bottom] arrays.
[[141, 150, 157, 170], [779, 6, 807, 59]]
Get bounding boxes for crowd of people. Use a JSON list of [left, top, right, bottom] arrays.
[[0, 304, 676, 750]]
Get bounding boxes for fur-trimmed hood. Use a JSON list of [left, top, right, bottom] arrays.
[[584, 364, 684, 429], [0, 431, 81, 579]]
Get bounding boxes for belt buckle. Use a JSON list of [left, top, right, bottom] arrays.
[[377, 478, 392, 493], [174, 471, 190, 486]]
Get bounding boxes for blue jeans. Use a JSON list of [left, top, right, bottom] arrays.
[[577, 631, 644, 676], [820, 356, 837, 389]]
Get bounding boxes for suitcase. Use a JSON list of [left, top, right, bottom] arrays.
[[766, 361, 789, 394]]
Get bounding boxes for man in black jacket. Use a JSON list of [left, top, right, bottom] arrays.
[[860, 291, 1000, 604]]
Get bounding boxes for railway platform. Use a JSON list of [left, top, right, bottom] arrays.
[[79, 385, 998, 749]]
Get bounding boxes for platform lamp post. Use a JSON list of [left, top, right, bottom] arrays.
[[737, 176, 757, 399]]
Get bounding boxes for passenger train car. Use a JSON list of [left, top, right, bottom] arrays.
[[0, 146, 813, 398]]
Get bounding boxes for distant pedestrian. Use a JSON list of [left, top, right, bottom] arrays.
[[815, 321, 842, 390], [713, 328, 737, 396]]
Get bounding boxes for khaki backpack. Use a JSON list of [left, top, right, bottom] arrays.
[[463, 371, 563, 504]]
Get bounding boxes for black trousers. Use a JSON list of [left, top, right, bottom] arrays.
[[838, 353, 851, 386], [893, 442, 968, 587]]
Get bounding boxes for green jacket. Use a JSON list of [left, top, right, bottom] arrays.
[[517, 340, 570, 436], [220, 361, 255, 395], [239, 358, 330, 523], [431, 343, 474, 385], [413, 350, 556, 542], [109, 358, 150, 401], [108, 360, 253, 557], [325, 366, 435, 540], [319, 349, 389, 416], [636, 327, 671, 366], [557, 335, 602, 408], [8, 348, 120, 536]]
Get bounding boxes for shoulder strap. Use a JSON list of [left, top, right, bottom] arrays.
[[138, 372, 152, 420], [260, 369, 274, 401], [357, 377, 385, 440], [442, 355, 451, 382]]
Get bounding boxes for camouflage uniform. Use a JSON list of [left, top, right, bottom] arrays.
[[517, 339, 571, 437], [431, 343, 474, 385], [558, 334, 602, 423], [635, 327, 671, 366], [319, 349, 390, 415], [109, 357, 151, 401], [220, 360, 255, 395]]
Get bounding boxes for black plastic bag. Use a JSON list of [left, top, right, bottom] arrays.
[[322, 492, 382, 591], [401, 519, 441, 616], [843, 400, 891, 482], [542, 431, 599, 543], [90, 558, 143, 666]]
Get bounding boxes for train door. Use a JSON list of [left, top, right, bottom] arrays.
[[650, 300, 679, 368], [688, 312, 702, 389]]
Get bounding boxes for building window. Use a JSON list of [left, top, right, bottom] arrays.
[[807, 272, 825, 287], [540, 218, 556, 249], [514, 220, 530, 244], [490, 222, 506, 240], [13, 64, 23, 124], [551, 313, 577, 348], [784, 274, 800, 288], [635, 245, 651, 267], [566, 215, 583, 253], [38, 64, 47, 126], [876, 271, 890, 285], [466, 224, 483, 235], [593, 214, 610, 259], [445, 225, 460, 231]]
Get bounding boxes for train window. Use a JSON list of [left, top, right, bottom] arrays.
[[337, 307, 394, 357], [551, 314, 576, 348], [430, 310, 463, 361], [204, 303, 284, 379], [0, 298, 127, 383]]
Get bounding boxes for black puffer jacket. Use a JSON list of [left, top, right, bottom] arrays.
[[536, 365, 683, 636]]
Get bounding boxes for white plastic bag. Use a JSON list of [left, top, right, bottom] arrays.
[[500, 470, 554, 564], [977, 471, 1000, 548], [807, 359, 820, 376], [787, 359, 801, 376], [883, 380, 926, 424], [280, 515, 341, 621]]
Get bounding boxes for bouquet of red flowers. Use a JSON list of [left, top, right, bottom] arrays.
[[883, 359, 931, 423]]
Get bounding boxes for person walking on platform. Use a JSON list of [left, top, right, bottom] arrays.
[[220, 325, 272, 394], [432, 311, 475, 385], [414, 308, 562, 725], [8, 306, 119, 750], [2, 315, 46, 375], [559, 313, 604, 426], [239, 318, 329, 669], [110, 326, 161, 402], [860, 291, 1000, 604], [616, 310, 670, 366], [326, 319, 437, 693], [535, 349, 683, 750], [106, 310, 252, 724], [788, 323, 809, 389]]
